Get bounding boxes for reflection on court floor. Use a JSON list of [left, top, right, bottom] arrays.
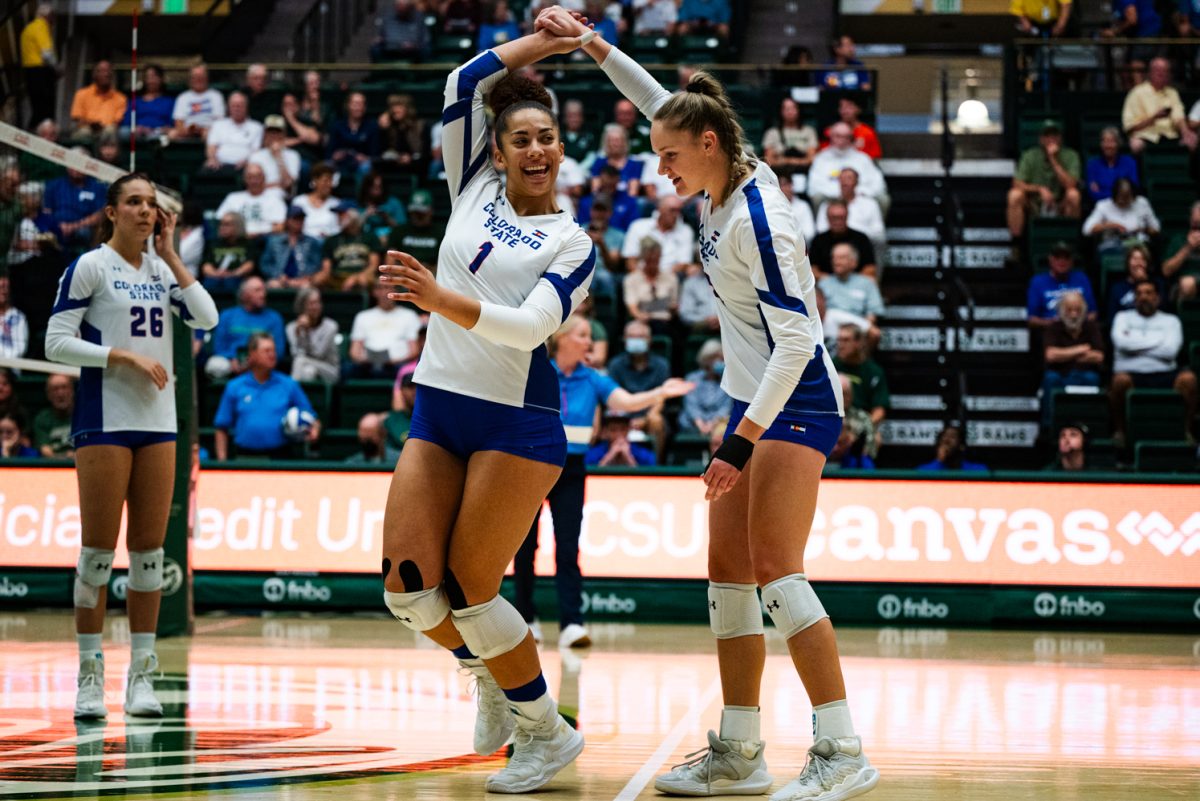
[[0, 613, 1198, 800]]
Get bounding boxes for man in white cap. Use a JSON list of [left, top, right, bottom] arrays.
[[249, 114, 301, 199]]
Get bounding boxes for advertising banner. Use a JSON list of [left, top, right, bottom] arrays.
[[2, 468, 1197, 588]]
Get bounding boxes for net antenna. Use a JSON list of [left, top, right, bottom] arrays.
[[130, 3, 138, 172]]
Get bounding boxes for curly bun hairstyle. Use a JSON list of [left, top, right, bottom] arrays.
[[488, 74, 556, 140], [654, 70, 752, 187]]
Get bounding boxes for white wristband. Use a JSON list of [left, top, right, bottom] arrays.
[[579, 29, 597, 45]]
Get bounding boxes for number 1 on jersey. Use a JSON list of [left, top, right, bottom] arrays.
[[467, 241, 494, 274]]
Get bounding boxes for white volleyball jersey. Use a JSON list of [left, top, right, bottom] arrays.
[[600, 47, 841, 427], [46, 244, 219, 435], [414, 50, 595, 413]]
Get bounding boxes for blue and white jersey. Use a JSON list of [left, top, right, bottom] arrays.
[[45, 244, 219, 435], [599, 47, 841, 428], [414, 50, 596, 414]]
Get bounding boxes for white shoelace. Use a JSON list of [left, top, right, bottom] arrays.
[[671, 743, 721, 785]]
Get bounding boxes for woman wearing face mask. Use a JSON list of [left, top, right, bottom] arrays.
[[678, 338, 733, 437], [512, 314, 691, 649], [375, 27, 600, 794], [537, 8, 876, 801]]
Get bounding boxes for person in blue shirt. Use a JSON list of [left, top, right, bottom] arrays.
[[917, 426, 988, 472], [119, 64, 175, 138], [1104, 0, 1161, 37], [512, 314, 691, 649], [477, 0, 521, 50], [205, 276, 287, 379], [1085, 127, 1139, 203], [589, 129, 643, 196], [44, 161, 106, 255], [813, 35, 871, 91], [327, 91, 380, 177], [213, 332, 318, 459], [1178, 1, 1200, 35], [678, 0, 732, 39], [678, 338, 733, 435], [1027, 241, 1097, 329], [0, 413, 39, 458]]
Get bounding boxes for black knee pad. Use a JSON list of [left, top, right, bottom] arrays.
[[398, 560, 424, 592], [443, 568, 468, 610]]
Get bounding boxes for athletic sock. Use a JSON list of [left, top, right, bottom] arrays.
[[502, 673, 556, 726], [813, 698, 856, 741], [130, 632, 156, 662], [77, 633, 103, 663], [719, 705, 762, 758]]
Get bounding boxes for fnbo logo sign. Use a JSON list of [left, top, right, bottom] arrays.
[[1033, 592, 1106, 618], [876, 593, 949, 620]]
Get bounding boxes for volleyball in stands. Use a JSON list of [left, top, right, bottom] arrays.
[[281, 407, 316, 441]]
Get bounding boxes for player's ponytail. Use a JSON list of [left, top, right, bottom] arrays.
[[96, 171, 155, 245], [655, 71, 752, 192], [489, 74, 556, 140]]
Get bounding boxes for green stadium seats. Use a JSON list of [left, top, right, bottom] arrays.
[[1126, 389, 1186, 447], [1134, 440, 1197, 472], [322, 291, 369, 330], [315, 427, 360, 461], [14, 373, 46, 412], [1191, 341, 1200, 373], [1028, 217, 1081, 269], [667, 431, 711, 467], [189, 171, 242, 212], [650, 334, 673, 363], [684, 333, 716, 372], [300, 381, 333, 424], [201, 379, 228, 423], [337, 379, 394, 427], [1051, 388, 1111, 438]]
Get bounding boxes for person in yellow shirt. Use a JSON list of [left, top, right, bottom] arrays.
[[20, 3, 58, 129], [69, 60, 127, 141], [1122, 57, 1198, 155], [1011, 0, 1072, 36]]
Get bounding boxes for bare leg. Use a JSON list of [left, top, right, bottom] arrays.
[[74, 446, 133, 635], [124, 441, 175, 633]]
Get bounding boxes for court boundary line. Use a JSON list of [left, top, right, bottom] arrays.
[[612, 676, 722, 801]]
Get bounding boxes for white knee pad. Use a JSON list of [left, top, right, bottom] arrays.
[[708, 582, 765, 639], [127, 548, 164, 592], [75, 547, 115, 609], [451, 595, 529, 660], [761, 573, 828, 639], [384, 586, 450, 632]]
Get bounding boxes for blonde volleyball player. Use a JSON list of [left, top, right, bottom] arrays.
[[536, 7, 880, 800], [376, 28, 599, 794], [45, 173, 218, 719]]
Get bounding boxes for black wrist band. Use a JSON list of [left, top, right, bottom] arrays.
[[711, 433, 754, 471]]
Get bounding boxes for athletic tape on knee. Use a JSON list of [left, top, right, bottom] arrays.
[[451, 595, 529, 660], [384, 586, 450, 632], [127, 548, 164, 592], [74, 547, 115, 609], [761, 573, 827, 639], [708, 582, 765, 639]]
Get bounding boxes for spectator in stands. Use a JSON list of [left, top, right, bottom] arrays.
[[204, 92, 264, 172], [808, 200, 877, 280], [1026, 241, 1097, 329], [214, 332, 319, 460], [206, 276, 287, 379], [1041, 290, 1104, 428], [249, 115, 301, 199], [315, 206, 380, 290], [586, 412, 657, 466], [0, 369, 24, 428], [1085, 126, 1139, 203], [0, 276, 28, 358], [1007, 119, 1082, 238], [293, 162, 342, 240], [348, 279, 422, 379], [178, 201, 206, 278], [215, 163, 288, 239], [580, 169, 639, 231], [241, 63, 273, 122], [118, 64, 174, 138], [328, 92, 380, 177], [20, 119, 62, 182], [1163, 200, 1200, 301], [442, 0, 481, 33], [814, 35, 871, 91], [815, 286, 871, 355], [33, 373, 73, 458], [200, 212, 257, 292], [172, 62, 225, 140], [281, 92, 324, 162], [680, 263, 720, 333], [1044, 422, 1090, 472], [573, 294, 608, 367], [94, 131, 121, 167], [1082, 177, 1160, 254], [623, 238, 678, 335], [1178, 1, 1200, 35], [678, 339, 731, 435], [918, 425, 988, 471], [7, 181, 60, 267], [633, 0, 678, 35], [622, 195, 695, 274], [762, 97, 818, 177], [819, 243, 885, 325], [20, 3, 58, 129], [287, 286, 340, 385], [298, 70, 334, 134], [824, 97, 882, 160], [1121, 57, 1197, 155], [560, 99, 596, 163], [358, 171, 408, 246], [378, 94, 428, 172], [372, 0, 432, 62], [778, 178, 816, 245], [608, 319, 671, 454], [0, 412, 37, 459], [1, 158, 24, 252], [346, 412, 401, 466], [386, 364, 418, 449], [385, 188, 443, 269], [613, 98, 653, 156], [676, 0, 731, 38], [808, 122, 888, 212], [833, 324, 890, 430], [556, 151, 588, 215], [817, 168, 885, 257], [44, 156, 106, 255], [1106, 243, 1164, 322], [1110, 282, 1197, 442], [259, 206, 323, 289], [590, 124, 642, 195], [1012, 1, 1072, 36], [1103, 0, 1162, 39], [478, 0, 520, 48], [69, 60, 126, 141], [828, 375, 876, 470], [583, 195, 623, 291]]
